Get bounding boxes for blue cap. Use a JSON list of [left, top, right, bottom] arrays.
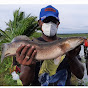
[[39, 5, 59, 21]]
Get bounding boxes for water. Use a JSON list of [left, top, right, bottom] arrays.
[[79, 45, 88, 85]]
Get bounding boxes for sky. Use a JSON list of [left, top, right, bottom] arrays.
[[0, 0, 88, 34]]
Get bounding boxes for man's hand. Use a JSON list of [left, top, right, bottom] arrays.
[[66, 45, 81, 59], [16, 44, 37, 66], [66, 45, 84, 79]]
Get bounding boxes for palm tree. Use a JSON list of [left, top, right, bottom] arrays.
[[0, 8, 38, 45]]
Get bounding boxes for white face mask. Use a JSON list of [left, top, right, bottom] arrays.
[[42, 22, 58, 37]]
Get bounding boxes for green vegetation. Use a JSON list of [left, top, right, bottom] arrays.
[[29, 32, 88, 38], [57, 33, 88, 38], [30, 32, 88, 39], [0, 8, 38, 47], [30, 32, 42, 39], [0, 55, 18, 86]]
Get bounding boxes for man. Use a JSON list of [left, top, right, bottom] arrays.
[[16, 5, 84, 86]]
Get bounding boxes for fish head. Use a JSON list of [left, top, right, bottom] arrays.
[[1, 43, 16, 62]]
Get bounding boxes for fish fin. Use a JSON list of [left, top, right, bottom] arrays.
[[11, 35, 30, 42]]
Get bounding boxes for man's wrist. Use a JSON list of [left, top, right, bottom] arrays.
[[67, 55, 77, 64]]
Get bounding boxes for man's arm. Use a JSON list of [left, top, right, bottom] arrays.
[[66, 45, 84, 79], [16, 44, 37, 85]]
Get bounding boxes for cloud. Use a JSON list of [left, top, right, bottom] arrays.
[[0, 4, 88, 33]]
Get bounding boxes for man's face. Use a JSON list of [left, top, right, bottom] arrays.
[[38, 16, 60, 37]]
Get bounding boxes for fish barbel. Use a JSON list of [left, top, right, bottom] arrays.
[[1, 35, 85, 62]]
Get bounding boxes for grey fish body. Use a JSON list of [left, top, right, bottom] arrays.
[[1, 35, 84, 62]]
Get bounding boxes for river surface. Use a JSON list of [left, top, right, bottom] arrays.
[[79, 45, 88, 85]]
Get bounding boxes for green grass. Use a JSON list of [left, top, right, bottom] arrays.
[[0, 56, 18, 86], [57, 33, 88, 38], [30, 32, 88, 38], [0, 32, 88, 86], [29, 32, 42, 39]]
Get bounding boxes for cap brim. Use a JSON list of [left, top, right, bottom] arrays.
[[41, 14, 59, 21]]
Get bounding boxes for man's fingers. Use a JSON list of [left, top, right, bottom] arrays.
[[16, 44, 25, 57], [16, 45, 25, 64], [21, 50, 37, 65], [26, 46, 36, 57], [20, 44, 31, 60], [21, 56, 30, 65], [16, 45, 37, 65], [26, 50, 37, 65], [22, 46, 36, 65]]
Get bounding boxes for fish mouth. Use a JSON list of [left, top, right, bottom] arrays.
[[5, 53, 11, 57], [1, 53, 15, 63], [1, 53, 11, 62], [5, 53, 16, 57]]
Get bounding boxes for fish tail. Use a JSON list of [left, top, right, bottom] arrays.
[[1, 43, 7, 63]]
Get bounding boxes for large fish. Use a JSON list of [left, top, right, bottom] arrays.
[[1, 35, 85, 62]]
